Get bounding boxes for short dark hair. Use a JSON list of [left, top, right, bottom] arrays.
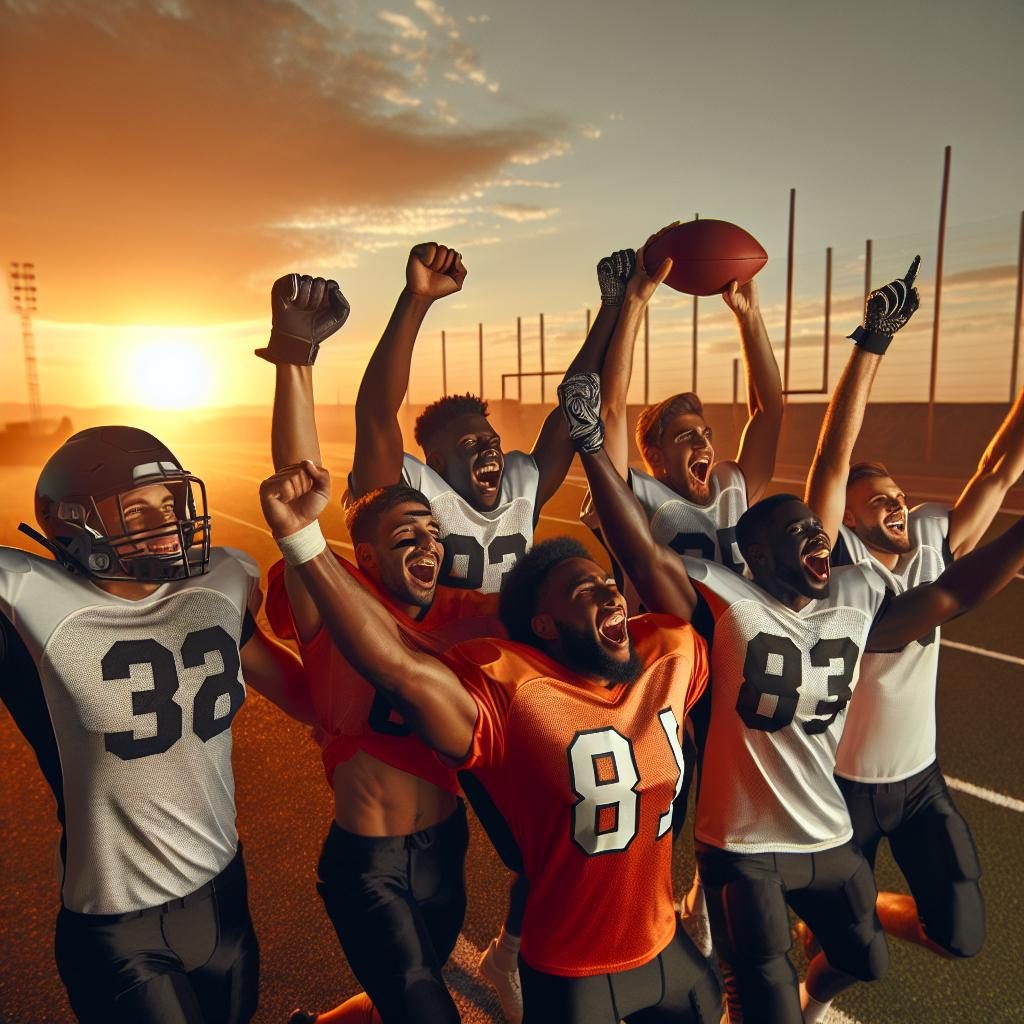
[[735, 493, 803, 560], [635, 392, 704, 466], [499, 537, 592, 646], [847, 461, 891, 487], [345, 485, 432, 546], [414, 393, 489, 452]]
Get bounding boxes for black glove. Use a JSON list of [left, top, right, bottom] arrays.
[[849, 256, 921, 355], [597, 249, 636, 307], [256, 274, 350, 365], [558, 373, 605, 454]]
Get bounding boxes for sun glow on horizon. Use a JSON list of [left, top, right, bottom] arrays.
[[124, 331, 217, 410]]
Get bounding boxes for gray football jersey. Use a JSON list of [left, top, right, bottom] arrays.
[[834, 504, 951, 783], [581, 461, 748, 611], [688, 558, 888, 853], [402, 451, 539, 594], [0, 547, 258, 914]]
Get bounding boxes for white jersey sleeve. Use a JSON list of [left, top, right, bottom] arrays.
[[835, 503, 952, 783], [0, 547, 255, 914], [402, 451, 539, 594], [687, 558, 888, 853]]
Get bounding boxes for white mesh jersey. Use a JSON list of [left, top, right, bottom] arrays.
[[833, 503, 952, 783], [688, 558, 889, 853], [0, 546, 259, 914], [582, 461, 748, 601], [402, 451, 540, 594]]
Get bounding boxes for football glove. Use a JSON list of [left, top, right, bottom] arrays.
[[256, 274, 350, 365], [558, 372, 605, 454], [849, 256, 921, 355], [597, 249, 636, 307]]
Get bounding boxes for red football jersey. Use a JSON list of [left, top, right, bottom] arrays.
[[450, 615, 708, 977], [266, 555, 502, 793]]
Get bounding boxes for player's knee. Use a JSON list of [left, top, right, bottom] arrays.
[[924, 884, 986, 960], [828, 929, 889, 983]]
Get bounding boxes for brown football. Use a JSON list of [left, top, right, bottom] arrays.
[[644, 219, 768, 296]]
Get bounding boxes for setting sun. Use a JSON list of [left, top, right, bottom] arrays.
[[123, 331, 216, 409]]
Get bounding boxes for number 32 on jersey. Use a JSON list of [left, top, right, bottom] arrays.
[[567, 709, 685, 856]]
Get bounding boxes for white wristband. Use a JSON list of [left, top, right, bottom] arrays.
[[276, 520, 327, 566]]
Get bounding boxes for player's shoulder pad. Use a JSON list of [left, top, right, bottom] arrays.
[[212, 546, 260, 580], [629, 466, 677, 508], [629, 613, 700, 659], [909, 501, 951, 539], [832, 561, 888, 609], [682, 555, 758, 606], [0, 547, 35, 575], [712, 459, 746, 491], [447, 637, 553, 687], [501, 450, 540, 498]]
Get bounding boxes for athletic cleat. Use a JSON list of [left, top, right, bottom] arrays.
[[680, 890, 713, 958], [479, 938, 524, 1024], [287, 1011, 317, 1024]]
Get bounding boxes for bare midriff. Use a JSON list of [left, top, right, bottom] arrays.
[[331, 748, 457, 837]]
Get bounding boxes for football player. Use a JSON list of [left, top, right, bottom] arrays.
[[800, 257, 1024, 1009], [558, 370, 1024, 1024], [0, 426, 311, 1024], [259, 274, 506, 1023], [344, 242, 663, 594], [258, 460, 722, 1024], [267, 486, 503, 1024], [583, 237, 784, 955]]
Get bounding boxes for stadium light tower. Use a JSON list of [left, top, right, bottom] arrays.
[[8, 262, 41, 421]]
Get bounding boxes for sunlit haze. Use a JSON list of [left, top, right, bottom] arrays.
[[2, 0, 1023, 411]]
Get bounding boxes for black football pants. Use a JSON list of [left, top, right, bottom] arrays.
[[55, 846, 258, 1024], [316, 800, 469, 1024]]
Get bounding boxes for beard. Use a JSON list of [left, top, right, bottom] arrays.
[[855, 521, 912, 556], [556, 622, 644, 686]]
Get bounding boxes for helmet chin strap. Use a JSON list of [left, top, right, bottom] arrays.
[[17, 522, 87, 574]]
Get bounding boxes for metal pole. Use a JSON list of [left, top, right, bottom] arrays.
[[478, 322, 484, 399], [1011, 210, 1024, 400], [441, 330, 447, 397], [516, 316, 523, 401], [643, 305, 650, 405], [692, 212, 699, 393], [823, 247, 832, 392], [864, 238, 873, 308], [927, 145, 952, 460], [8, 263, 40, 420], [784, 189, 795, 393], [586, 307, 592, 335], [539, 313, 546, 405], [732, 358, 741, 434]]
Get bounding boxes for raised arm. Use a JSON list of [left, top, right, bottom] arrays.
[[350, 243, 467, 499], [258, 274, 350, 640], [558, 373, 698, 619], [596, 245, 674, 478], [728, 279, 783, 502], [867, 514, 1024, 652], [948, 386, 1024, 557], [805, 348, 883, 547], [806, 256, 922, 545], [529, 249, 662, 509], [258, 460, 477, 760]]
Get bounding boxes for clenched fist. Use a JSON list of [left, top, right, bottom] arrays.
[[259, 460, 332, 539], [256, 274, 350, 366], [406, 243, 467, 301]]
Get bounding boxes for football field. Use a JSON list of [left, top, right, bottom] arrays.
[[0, 440, 1021, 1024]]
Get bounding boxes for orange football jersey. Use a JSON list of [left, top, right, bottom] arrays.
[[266, 555, 502, 793], [449, 615, 708, 977]]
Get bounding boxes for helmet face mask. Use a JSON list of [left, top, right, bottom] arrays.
[[34, 427, 211, 583]]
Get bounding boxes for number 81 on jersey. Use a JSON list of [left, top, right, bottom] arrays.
[[567, 709, 685, 856]]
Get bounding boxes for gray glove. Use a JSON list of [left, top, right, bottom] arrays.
[[256, 274, 350, 365], [849, 256, 921, 355], [558, 372, 605, 454], [597, 249, 636, 307]]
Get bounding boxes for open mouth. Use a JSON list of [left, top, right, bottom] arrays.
[[406, 554, 438, 587], [473, 460, 502, 493], [689, 457, 711, 485], [597, 609, 628, 646], [145, 540, 181, 556], [884, 510, 907, 534], [801, 543, 831, 584]]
